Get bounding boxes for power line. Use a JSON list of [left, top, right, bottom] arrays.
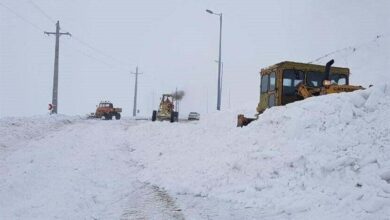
[[309, 34, 385, 64], [71, 35, 131, 68], [29, 0, 56, 24], [0, 1, 44, 32], [26, 0, 132, 70], [63, 40, 126, 71]]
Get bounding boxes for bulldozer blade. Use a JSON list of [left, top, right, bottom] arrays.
[[237, 114, 257, 127]]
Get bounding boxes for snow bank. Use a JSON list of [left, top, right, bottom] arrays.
[[129, 84, 390, 219], [0, 117, 142, 220], [1, 85, 390, 219], [0, 115, 83, 151]]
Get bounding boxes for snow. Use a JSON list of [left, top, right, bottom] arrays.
[[1, 85, 390, 219]]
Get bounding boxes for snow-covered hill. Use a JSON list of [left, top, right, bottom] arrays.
[[1, 85, 390, 219]]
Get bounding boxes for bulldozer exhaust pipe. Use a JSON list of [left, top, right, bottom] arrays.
[[324, 59, 334, 81]]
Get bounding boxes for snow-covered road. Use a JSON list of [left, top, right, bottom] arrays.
[[1, 84, 390, 219], [0, 118, 185, 219]]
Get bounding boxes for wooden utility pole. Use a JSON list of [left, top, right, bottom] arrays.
[[45, 21, 71, 114], [131, 66, 142, 117]]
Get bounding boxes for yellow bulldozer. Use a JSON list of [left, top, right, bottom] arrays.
[[237, 60, 364, 127]]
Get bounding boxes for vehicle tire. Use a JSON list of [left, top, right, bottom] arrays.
[[174, 112, 179, 122], [105, 113, 112, 120], [115, 113, 121, 120], [152, 110, 157, 121], [170, 111, 175, 123]]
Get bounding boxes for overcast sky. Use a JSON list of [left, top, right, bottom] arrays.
[[1, 0, 389, 117]]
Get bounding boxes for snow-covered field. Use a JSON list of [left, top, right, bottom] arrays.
[[1, 85, 390, 219]]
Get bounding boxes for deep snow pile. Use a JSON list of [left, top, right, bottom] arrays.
[[0, 117, 145, 220], [1, 85, 390, 219], [0, 115, 83, 149], [129, 84, 390, 219]]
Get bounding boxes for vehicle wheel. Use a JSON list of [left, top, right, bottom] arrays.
[[104, 113, 112, 120], [152, 110, 157, 121], [174, 112, 179, 122], [170, 111, 175, 123], [115, 113, 121, 120]]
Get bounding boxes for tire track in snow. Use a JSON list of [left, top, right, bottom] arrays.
[[121, 181, 185, 220]]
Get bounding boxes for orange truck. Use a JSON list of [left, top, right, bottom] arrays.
[[89, 101, 122, 120]]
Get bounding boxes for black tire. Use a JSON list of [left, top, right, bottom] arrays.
[[174, 112, 179, 122], [152, 110, 157, 122], [170, 111, 175, 123], [115, 113, 121, 120], [105, 113, 112, 120], [170, 111, 179, 123]]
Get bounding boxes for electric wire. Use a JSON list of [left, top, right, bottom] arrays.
[[1, 1, 131, 73], [71, 35, 131, 69], [27, 0, 131, 69], [62, 40, 129, 72], [309, 35, 385, 64], [29, 0, 56, 24], [0, 1, 44, 32]]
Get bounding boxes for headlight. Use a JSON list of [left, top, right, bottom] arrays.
[[323, 80, 331, 86]]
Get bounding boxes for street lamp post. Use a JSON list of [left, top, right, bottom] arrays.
[[215, 60, 224, 100], [206, 9, 223, 111]]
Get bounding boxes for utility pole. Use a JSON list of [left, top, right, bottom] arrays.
[[131, 66, 142, 117], [151, 91, 155, 113], [228, 89, 231, 109], [45, 21, 71, 114], [175, 87, 178, 112], [206, 88, 209, 113], [217, 13, 222, 111]]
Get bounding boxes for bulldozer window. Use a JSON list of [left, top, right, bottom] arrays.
[[307, 71, 325, 87], [261, 74, 269, 93], [282, 69, 304, 95], [338, 77, 346, 85], [269, 72, 276, 91], [331, 74, 348, 85]]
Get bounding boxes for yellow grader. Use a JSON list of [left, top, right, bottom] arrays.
[[237, 60, 364, 127], [152, 94, 179, 123]]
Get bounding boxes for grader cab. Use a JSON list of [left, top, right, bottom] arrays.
[[152, 94, 179, 123], [237, 60, 364, 127]]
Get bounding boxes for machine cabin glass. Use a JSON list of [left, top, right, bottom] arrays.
[[282, 69, 304, 105]]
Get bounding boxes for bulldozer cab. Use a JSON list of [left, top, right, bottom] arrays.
[[257, 61, 350, 113]]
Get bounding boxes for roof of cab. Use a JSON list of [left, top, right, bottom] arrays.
[[260, 61, 350, 75]]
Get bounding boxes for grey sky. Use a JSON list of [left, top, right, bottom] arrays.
[[1, 0, 389, 117]]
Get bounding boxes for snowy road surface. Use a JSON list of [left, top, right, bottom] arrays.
[[1, 85, 390, 219], [0, 118, 187, 219]]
